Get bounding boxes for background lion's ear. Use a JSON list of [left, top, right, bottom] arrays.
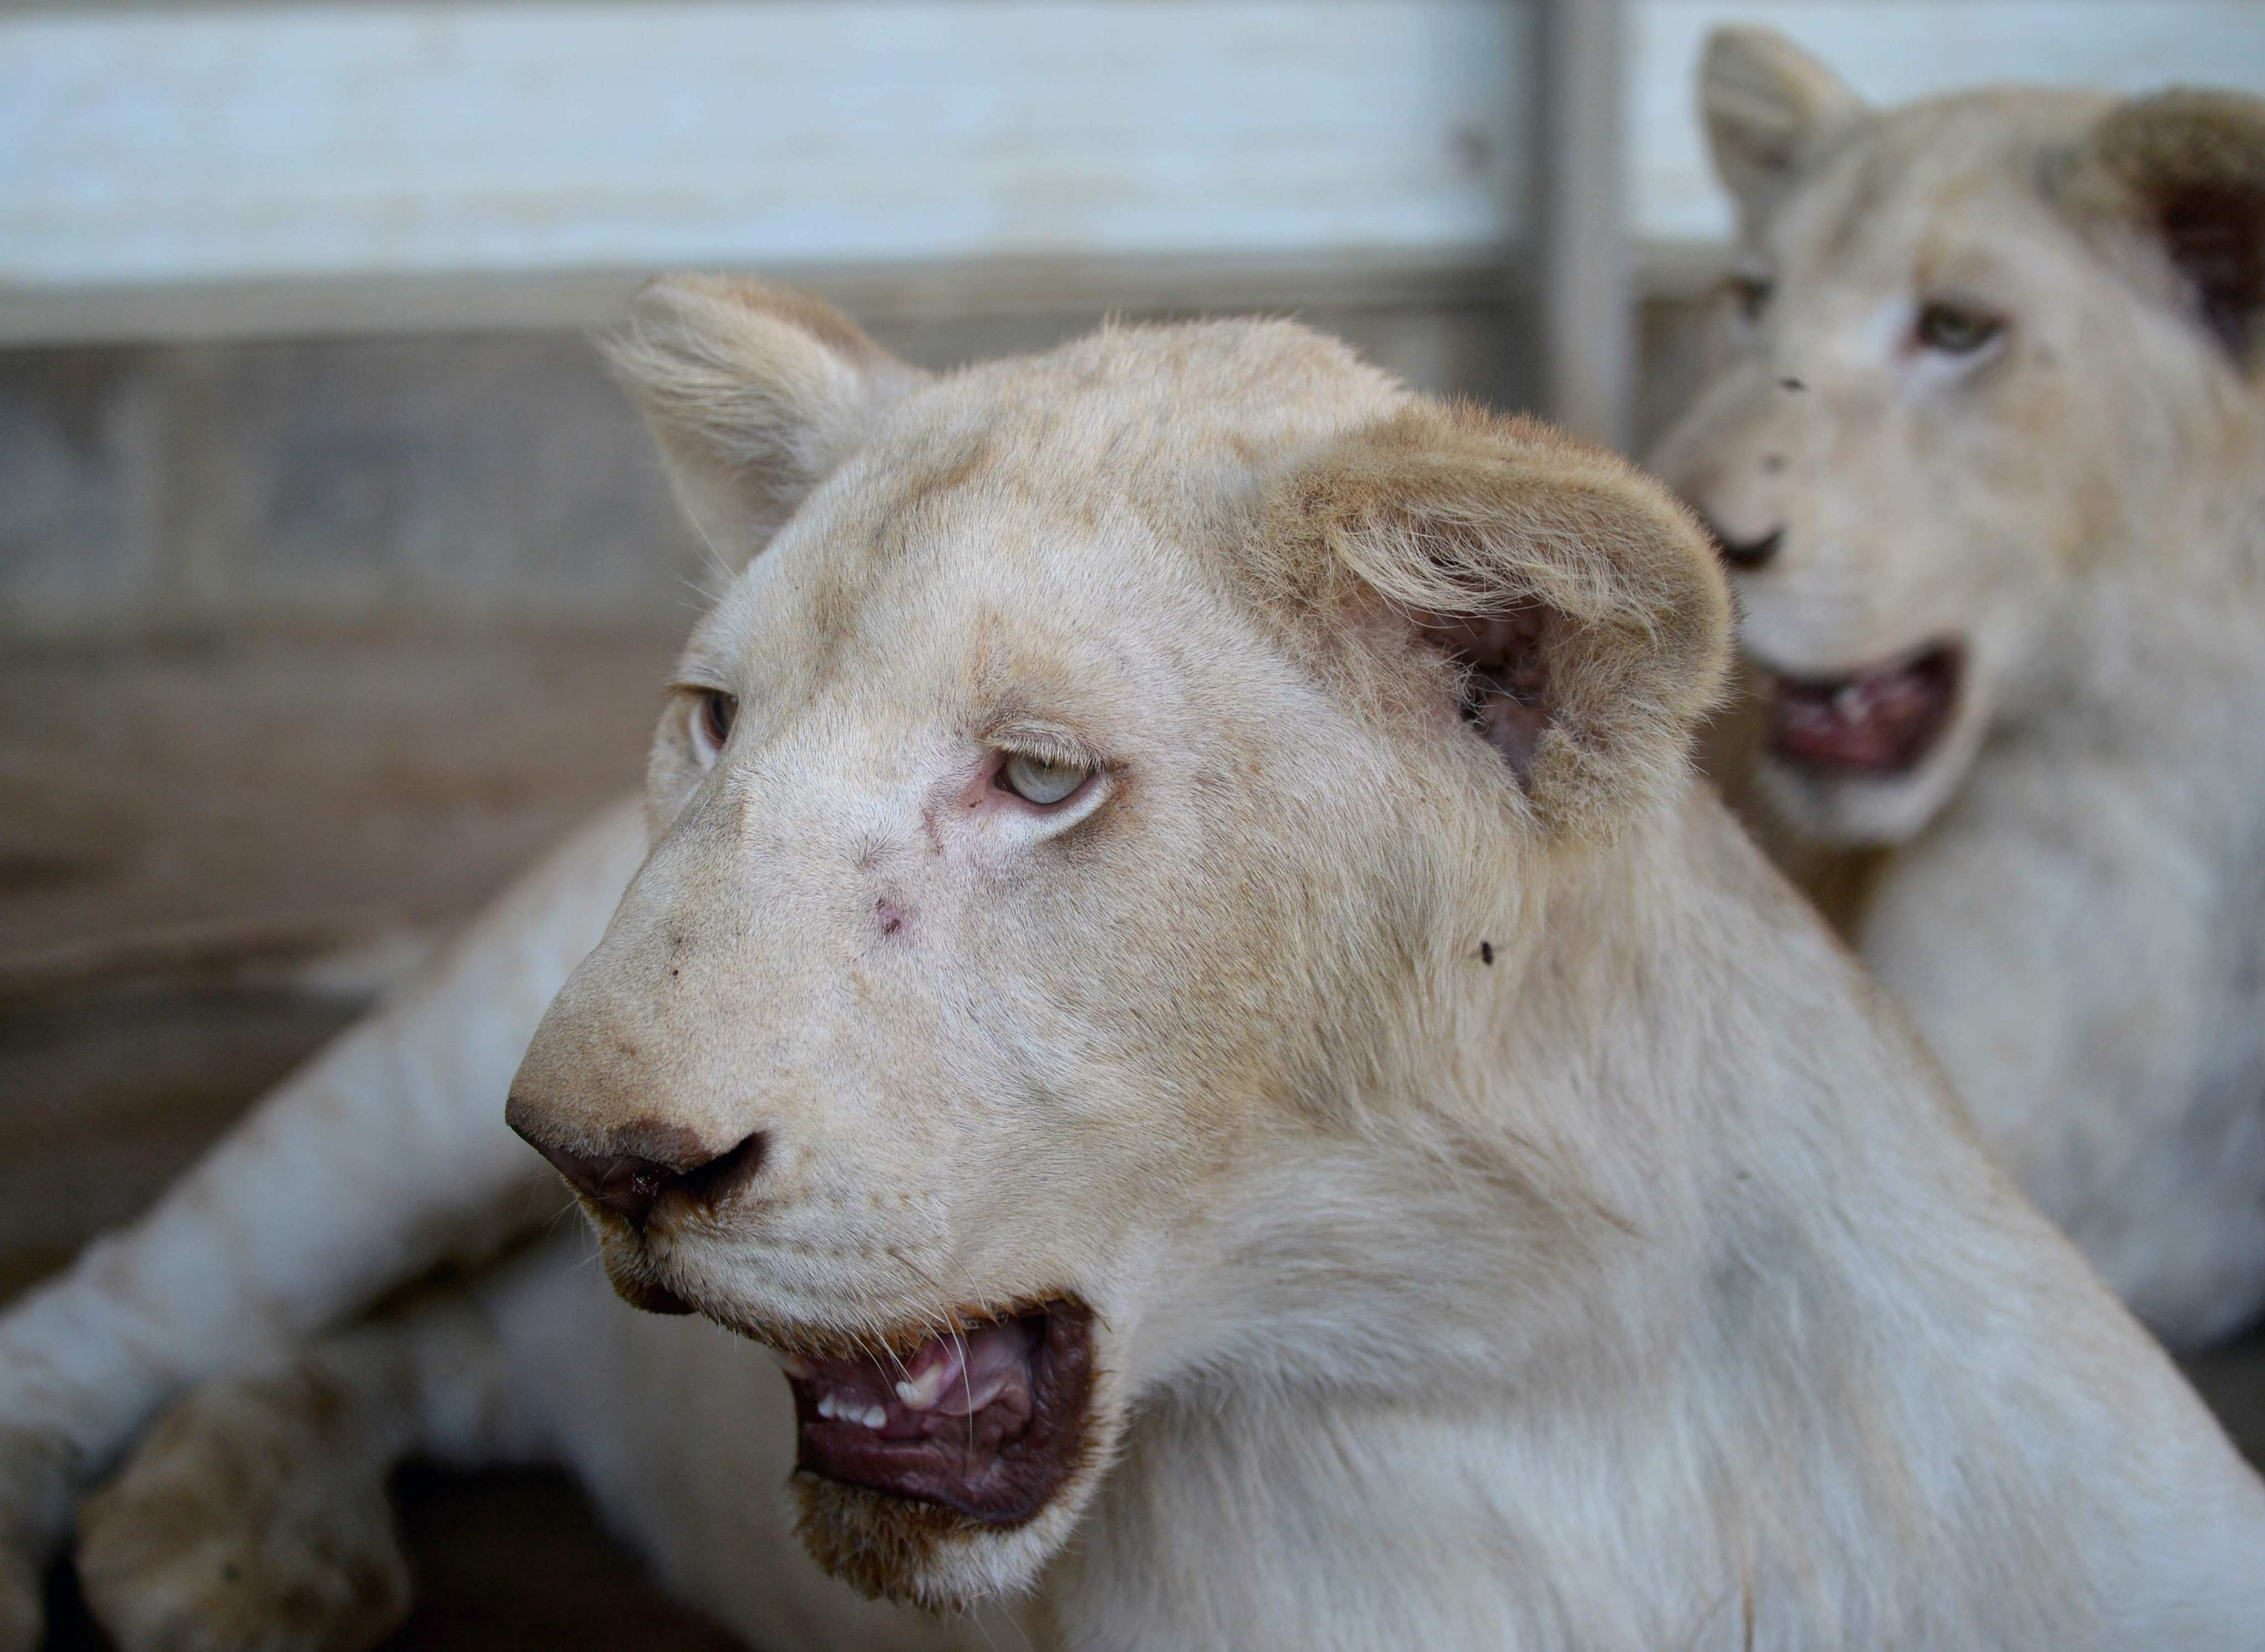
[[1701, 27, 1867, 236], [603, 275, 930, 561], [1264, 407, 1732, 841], [2073, 90, 2265, 368]]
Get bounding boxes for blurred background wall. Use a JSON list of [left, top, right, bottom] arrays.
[[7, 3, 2265, 1639], [12, 1, 2265, 638]]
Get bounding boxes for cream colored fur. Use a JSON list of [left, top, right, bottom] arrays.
[[0, 281, 2259, 1651], [1652, 27, 2265, 1348]]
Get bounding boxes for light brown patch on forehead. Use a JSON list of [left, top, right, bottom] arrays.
[[693, 472, 1200, 750], [1776, 88, 2117, 276], [897, 491, 1221, 694], [693, 316, 1414, 690], [885, 317, 1409, 544]]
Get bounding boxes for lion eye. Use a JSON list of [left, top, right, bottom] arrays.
[[1729, 273, 1774, 324], [1915, 300, 2003, 355], [695, 689, 738, 754], [998, 752, 1088, 806]]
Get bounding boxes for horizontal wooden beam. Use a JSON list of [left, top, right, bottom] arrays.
[[0, 244, 1764, 349], [0, 249, 1526, 348]]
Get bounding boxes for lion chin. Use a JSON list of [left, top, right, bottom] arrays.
[[788, 1477, 1055, 1610]]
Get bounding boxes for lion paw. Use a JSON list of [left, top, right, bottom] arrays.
[[76, 1370, 409, 1652]]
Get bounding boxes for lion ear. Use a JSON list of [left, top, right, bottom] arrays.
[[603, 276, 930, 560], [1265, 407, 1732, 840], [2075, 90, 2265, 367], [1700, 27, 1867, 235]]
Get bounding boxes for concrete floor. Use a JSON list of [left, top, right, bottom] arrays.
[[4, 626, 2259, 1652]]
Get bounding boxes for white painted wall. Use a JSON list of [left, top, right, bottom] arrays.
[[1634, 2, 2265, 243], [0, 3, 1531, 288], [3, 1, 2263, 338]]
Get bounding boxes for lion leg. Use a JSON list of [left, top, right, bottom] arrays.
[[0, 796, 648, 1649], [76, 1293, 541, 1652]]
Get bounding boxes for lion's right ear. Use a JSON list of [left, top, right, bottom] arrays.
[[603, 276, 930, 561], [1701, 27, 1866, 236], [1262, 405, 1732, 841], [2069, 90, 2265, 368]]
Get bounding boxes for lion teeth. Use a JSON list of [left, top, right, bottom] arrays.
[[894, 1365, 952, 1411], [813, 1390, 889, 1429], [1832, 684, 1865, 720], [887, 1338, 970, 1412]]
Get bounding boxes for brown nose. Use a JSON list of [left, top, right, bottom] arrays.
[[508, 1109, 767, 1228], [1701, 520, 1783, 570]]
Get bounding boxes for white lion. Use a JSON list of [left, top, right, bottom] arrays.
[[1652, 27, 2265, 1351], [0, 280, 2258, 1651]]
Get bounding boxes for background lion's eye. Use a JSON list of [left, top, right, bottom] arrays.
[[1915, 300, 2004, 355], [999, 752, 1088, 806], [696, 690, 738, 752]]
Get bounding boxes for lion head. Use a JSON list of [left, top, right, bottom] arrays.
[[501, 278, 1728, 1611], [1652, 27, 2265, 845]]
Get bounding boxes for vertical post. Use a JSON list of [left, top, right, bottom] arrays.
[[1534, 0, 1630, 450]]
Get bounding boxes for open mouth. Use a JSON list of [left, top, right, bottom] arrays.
[[1765, 642, 1961, 774], [774, 1300, 1093, 1525]]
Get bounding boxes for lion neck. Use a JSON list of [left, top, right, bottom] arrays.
[[1054, 781, 2220, 1647]]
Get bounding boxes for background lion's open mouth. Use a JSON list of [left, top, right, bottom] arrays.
[[779, 1301, 1093, 1525], [1767, 643, 1962, 774]]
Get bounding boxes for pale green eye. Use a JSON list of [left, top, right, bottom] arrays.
[[1000, 752, 1089, 806], [1915, 300, 2003, 355]]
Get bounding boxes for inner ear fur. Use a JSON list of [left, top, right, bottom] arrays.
[[1700, 27, 1867, 236], [1263, 405, 1732, 841], [603, 275, 930, 561], [2070, 90, 2265, 368]]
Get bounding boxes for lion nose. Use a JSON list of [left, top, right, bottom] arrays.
[[1701, 520, 1783, 570], [508, 1110, 767, 1228]]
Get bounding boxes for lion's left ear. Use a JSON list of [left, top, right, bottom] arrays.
[[1700, 27, 1867, 238], [1263, 406, 1732, 840], [2072, 90, 2265, 367], [603, 275, 931, 561]]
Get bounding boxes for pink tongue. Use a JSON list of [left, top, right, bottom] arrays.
[[1772, 663, 1941, 770], [802, 1316, 1039, 1418], [937, 1320, 1038, 1415]]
